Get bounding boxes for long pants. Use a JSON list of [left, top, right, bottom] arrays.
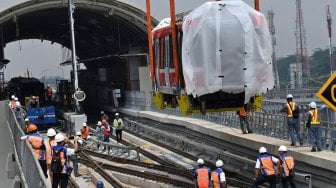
[[287, 118, 303, 145], [52, 173, 68, 188], [70, 155, 79, 176], [281, 176, 297, 188], [39, 159, 48, 178], [310, 125, 321, 149], [103, 135, 110, 151], [239, 116, 252, 133], [251, 174, 276, 188], [116, 129, 122, 141]]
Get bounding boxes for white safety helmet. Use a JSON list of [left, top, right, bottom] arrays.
[[216, 159, 223, 167], [97, 121, 102, 126], [55, 133, 66, 143], [24, 118, 29, 122], [83, 122, 87, 126], [47, 128, 57, 137], [78, 140, 83, 145], [11, 95, 15, 99], [101, 111, 104, 115], [278, 145, 287, 152], [101, 126, 105, 130], [76, 131, 82, 136], [309, 102, 317, 109], [197, 158, 204, 165], [259, 147, 267, 153], [14, 97, 18, 101], [115, 112, 119, 116], [287, 94, 293, 99]]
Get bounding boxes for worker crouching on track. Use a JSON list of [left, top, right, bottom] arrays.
[[211, 159, 227, 188], [51, 133, 78, 188], [20, 124, 48, 178], [278, 145, 297, 188], [194, 158, 211, 188], [252, 147, 279, 188]]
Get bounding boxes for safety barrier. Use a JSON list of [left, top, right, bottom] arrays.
[[123, 92, 336, 152], [3, 101, 50, 188]]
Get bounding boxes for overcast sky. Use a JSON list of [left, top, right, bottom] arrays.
[[1, 0, 335, 80]]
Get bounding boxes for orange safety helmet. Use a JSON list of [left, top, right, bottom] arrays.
[[27, 124, 37, 132]]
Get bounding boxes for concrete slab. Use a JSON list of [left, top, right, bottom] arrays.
[[121, 108, 336, 173]]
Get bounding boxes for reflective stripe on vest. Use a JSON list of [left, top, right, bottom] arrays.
[[28, 134, 45, 160], [211, 168, 223, 188], [286, 102, 296, 117], [309, 109, 320, 125], [197, 168, 210, 188], [281, 155, 294, 177], [259, 155, 275, 176]]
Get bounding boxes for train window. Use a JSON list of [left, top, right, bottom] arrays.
[[168, 35, 174, 68], [154, 39, 160, 69], [160, 38, 165, 69]]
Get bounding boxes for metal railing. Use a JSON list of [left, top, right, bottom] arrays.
[[3, 101, 50, 188], [122, 92, 336, 152]]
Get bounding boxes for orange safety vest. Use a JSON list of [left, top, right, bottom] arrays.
[[258, 155, 276, 176], [28, 134, 46, 160], [239, 108, 247, 117], [286, 102, 296, 117], [81, 126, 90, 139], [309, 109, 320, 125], [211, 168, 223, 188], [196, 167, 210, 188], [51, 146, 66, 173], [281, 155, 294, 177], [46, 139, 57, 164]]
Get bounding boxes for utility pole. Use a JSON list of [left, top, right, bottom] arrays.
[[68, 0, 81, 112], [327, 5, 334, 75], [294, 0, 309, 88]]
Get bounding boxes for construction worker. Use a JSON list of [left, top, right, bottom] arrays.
[[28, 96, 38, 109], [9, 95, 16, 109], [46, 128, 57, 183], [211, 159, 227, 188], [45, 84, 53, 105], [70, 132, 82, 177], [95, 121, 104, 150], [278, 145, 296, 188], [252, 147, 279, 188], [237, 105, 253, 134], [101, 110, 109, 121], [20, 124, 48, 178], [306, 102, 322, 152], [113, 112, 123, 141], [280, 94, 303, 146], [51, 133, 78, 188], [24, 118, 30, 133], [80, 122, 90, 140], [102, 119, 111, 153], [194, 158, 211, 188]]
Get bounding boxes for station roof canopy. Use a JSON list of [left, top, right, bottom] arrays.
[[0, 0, 158, 62]]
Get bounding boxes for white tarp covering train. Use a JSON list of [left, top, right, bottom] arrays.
[[151, 0, 274, 114]]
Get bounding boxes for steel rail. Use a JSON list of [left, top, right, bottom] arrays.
[[83, 148, 194, 179], [79, 157, 194, 188]]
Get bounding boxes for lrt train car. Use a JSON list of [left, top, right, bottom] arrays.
[[151, 1, 274, 115], [7, 77, 56, 126]]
